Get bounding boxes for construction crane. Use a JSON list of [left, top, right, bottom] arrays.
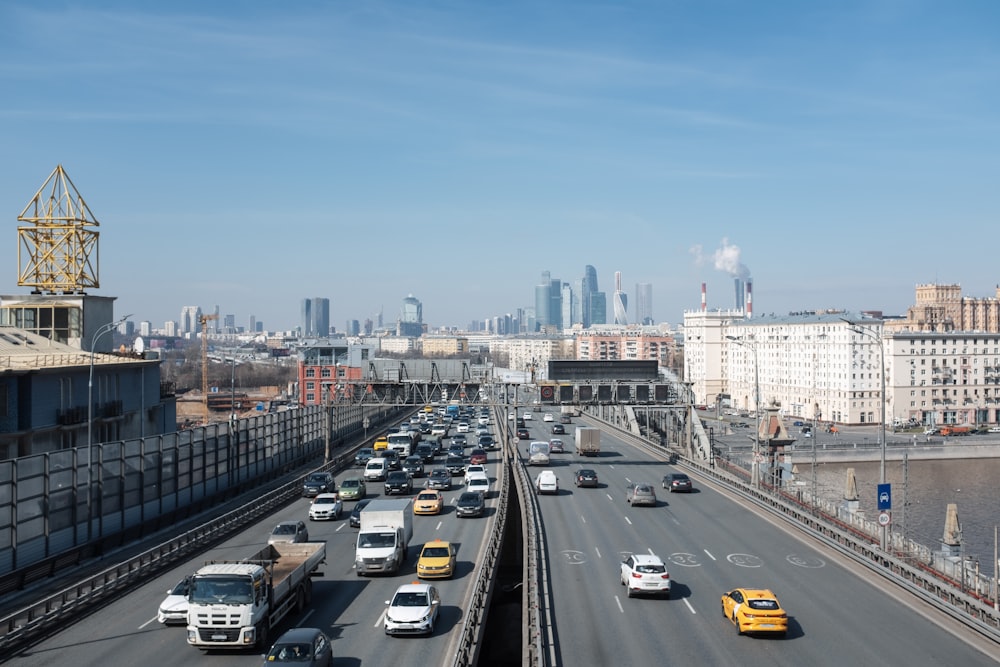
[[200, 313, 219, 419]]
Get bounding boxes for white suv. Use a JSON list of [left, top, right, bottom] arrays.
[[620, 553, 671, 598]]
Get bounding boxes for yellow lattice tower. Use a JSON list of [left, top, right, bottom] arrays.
[[16, 164, 99, 293]]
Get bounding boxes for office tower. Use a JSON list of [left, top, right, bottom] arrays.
[[223, 314, 236, 334], [165, 320, 178, 337], [561, 282, 574, 330], [589, 292, 606, 325], [534, 271, 563, 331], [613, 271, 628, 325], [180, 306, 201, 334], [398, 294, 423, 337], [301, 298, 330, 337], [635, 282, 653, 325], [581, 264, 598, 327], [248, 314, 256, 334]]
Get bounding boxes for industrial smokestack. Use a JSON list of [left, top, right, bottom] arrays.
[[734, 278, 744, 312], [701, 282, 707, 311], [746, 280, 753, 319]]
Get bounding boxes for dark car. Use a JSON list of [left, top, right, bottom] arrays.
[[575, 469, 599, 488], [302, 472, 335, 497], [456, 490, 485, 517], [469, 448, 488, 465], [418, 422, 433, 434], [403, 456, 425, 478], [382, 449, 402, 471], [451, 434, 468, 447], [415, 443, 435, 463], [445, 454, 466, 476], [354, 447, 375, 466], [425, 467, 452, 490], [551, 423, 565, 435], [262, 626, 333, 666], [516, 427, 530, 439], [663, 472, 693, 493], [516, 418, 526, 428], [478, 434, 497, 450], [559, 414, 572, 424], [384, 470, 413, 495], [349, 498, 372, 527]]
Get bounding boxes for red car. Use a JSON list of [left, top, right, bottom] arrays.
[[469, 448, 488, 465]]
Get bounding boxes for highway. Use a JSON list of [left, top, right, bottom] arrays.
[[524, 414, 1000, 666], [8, 430, 502, 666]]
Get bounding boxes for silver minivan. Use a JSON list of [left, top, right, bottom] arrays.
[[364, 457, 388, 481]]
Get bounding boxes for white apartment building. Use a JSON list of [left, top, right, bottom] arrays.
[[684, 310, 1000, 427]]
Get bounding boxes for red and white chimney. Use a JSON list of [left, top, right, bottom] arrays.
[[746, 280, 753, 318], [701, 282, 707, 311]]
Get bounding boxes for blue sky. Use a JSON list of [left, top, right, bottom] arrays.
[[2, 1, 998, 332]]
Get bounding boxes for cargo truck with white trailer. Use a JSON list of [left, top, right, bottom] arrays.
[[576, 427, 601, 456], [355, 498, 414, 576], [186, 541, 326, 650]]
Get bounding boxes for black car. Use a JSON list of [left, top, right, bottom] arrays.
[[663, 472, 693, 493], [382, 450, 402, 471], [575, 468, 599, 488], [384, 470, 412, 495], [451, 434, 468, 447], [415, 443, 435, 463], [349, 498, 372, 527], [551, 424, 565, 435], [263, 626, 333, 666], [403, 456, 425, 478], [418, 422, 433, 434], [516, 427, 530, 439], [456, 490, 485, 517], [425, 467, 452, 490], [478, 434, 497, 450], [354, 447, 375, 467], [302, 472, 335, 497], [445, 454, 466, 476]]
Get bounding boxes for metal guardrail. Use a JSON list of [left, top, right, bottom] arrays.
[[587, 408, 1000, 646]]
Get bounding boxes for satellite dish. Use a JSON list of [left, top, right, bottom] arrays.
[[134, 336, 145, 355]]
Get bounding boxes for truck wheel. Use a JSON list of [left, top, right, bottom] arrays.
[[295, 586, 306, 613], [256, 622, 269, 650], [304, 578, 313, 605]]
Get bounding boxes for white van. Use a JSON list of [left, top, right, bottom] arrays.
[[364, 457, 388, 481], [528, 441, 551, 466]]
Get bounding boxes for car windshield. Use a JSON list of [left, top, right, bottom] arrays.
[[268, 643, 313, 661], [313, 497, 337, 505], [747, 598, 780, 610], [459, 493, 480, 504], [307, 474, 327, 483], [273, 524, 297, 534], [189, 577, 253, 604], [392, 592, 429, 607], [635, 563, 665, 574], [342, 480, 359, 488], [417, 492, 438, 501], [169, 579, 190, 595], [359, 532, 396, 548], [422, 546, 450, 558]]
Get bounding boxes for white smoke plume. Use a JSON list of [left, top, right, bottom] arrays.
[[691, 238, 750, 280]]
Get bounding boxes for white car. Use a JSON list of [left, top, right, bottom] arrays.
[[456, 422, 470, 433], [620, 553, 671, 598], [989, 426, 1000, 433], [543, 413, 554, 422], [384, 582, 441, 636], [535, 470, 558, 494], [466, 474, 491, 497], [478, 416, 490, 426], [464, 464, 487, 484], [157, 577, 191, 624], [308, 493, 343, 520], [522, 412, 532, 420]]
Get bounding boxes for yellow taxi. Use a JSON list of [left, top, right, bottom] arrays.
[[720, 588, 788, 636], [373, 435, 389, 451], [416, 539, 456, 579], [413, 489, 444, 515]]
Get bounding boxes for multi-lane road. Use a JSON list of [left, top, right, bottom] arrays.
[[9, 425, 502, 666], [525, 416, 999, 666]]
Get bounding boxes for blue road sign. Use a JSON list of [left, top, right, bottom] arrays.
[[877, 483, 892, 510]]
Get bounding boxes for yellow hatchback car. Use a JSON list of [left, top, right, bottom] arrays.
[[417, 539, 456, 579], [413, 490, 445, 515], [720, 588, 788, 636]]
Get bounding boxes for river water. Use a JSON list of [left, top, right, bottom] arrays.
[[792, 457, 1000, 578]]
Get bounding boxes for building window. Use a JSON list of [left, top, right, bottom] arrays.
[[306, 368, 316, 378]]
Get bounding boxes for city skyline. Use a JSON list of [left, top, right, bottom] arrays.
[[2, 3, 998, 330]]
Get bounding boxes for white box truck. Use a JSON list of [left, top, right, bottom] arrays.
[[576, 427, 601, 456], [355, 498, 414, 576], [186, 541, 326, 650]]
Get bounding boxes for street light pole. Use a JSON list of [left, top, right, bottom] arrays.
[[727, 335, 760, 488], [86, 313, 131, 541], [845, 319, 888, 552]]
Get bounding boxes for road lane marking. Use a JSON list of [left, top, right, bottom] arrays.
[[595, 547, 602, 559], [375, 609, 387, 628], [139, 616, 157, 629], [682, 598, 696, 614], [704, 549, 717, 561], [615, 596, 624, 613], [624, 516, 633, 525]]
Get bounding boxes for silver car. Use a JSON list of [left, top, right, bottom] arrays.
[[626, 483, 657, 507], [268, 520, 309, 544]]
